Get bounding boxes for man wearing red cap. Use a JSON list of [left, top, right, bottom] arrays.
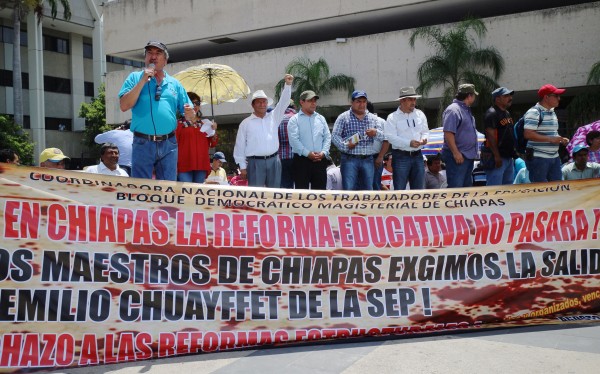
[[523, 84, 570, 182]]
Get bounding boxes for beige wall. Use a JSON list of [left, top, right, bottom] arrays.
[[106, 3, 600, 124], [25, 129, 88, 161], [104, 0, 415, 55]]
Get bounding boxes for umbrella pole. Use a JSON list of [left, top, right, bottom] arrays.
[[208, 69, 215, 120]]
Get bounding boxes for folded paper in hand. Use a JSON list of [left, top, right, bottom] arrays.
[[200, 121, 215, 137], [345, 133, 361, 145]]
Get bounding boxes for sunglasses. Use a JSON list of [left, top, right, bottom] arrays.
[[192, 101, 201, 106], [155, 85, 162, 101]]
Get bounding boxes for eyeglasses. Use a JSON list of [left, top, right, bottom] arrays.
[[155, 85, 162, 101], [192, 101, 201, 106]]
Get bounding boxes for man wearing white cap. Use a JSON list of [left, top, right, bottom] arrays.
[[39, 148, 69, 169], [234, 74, 294, 187], [384, 86, 429, 190]]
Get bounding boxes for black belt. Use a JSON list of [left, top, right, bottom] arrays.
[[345, 153, 372, 159], [134, 131, 175, 142], [394, 149, 422, 157], [248, 152, 278, 160]]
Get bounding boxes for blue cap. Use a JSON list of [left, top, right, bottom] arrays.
[[213, 151, 227, 162], [351, 90, 368, 100], [492, 87, 514, 100], [572, 144, 588, 155]]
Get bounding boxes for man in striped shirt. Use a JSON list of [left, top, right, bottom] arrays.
[[524, 84, 570, 182]]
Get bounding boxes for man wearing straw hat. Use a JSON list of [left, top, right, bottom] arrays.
[[234, 74, 294, 188], [384, 86, 429, 190]]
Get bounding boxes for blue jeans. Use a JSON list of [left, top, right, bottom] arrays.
[[525, 156, 562, 183], [391, 150, 425, 190], [340, 154, 373, 190], [131, 136, 178, 181], [178, 170, 207, 183], [372, 161, 383, 190], [485, 157, 515, 186], [442, 149, 474, 188]]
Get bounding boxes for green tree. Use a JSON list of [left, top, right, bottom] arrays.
[[274, 57, 355, 106], [0, 0, 71, 127], [587, 61, 600, 85], [0, 115, 34, 165], [80, 83, 110, 150], [566, 61, 600, 129], [409, 18, 504, 122]]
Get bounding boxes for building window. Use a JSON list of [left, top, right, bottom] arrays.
[[43, 35, 69, 54], [0, 26, 27, 46], [84, 82, 95, 97], [45, 117, 72, 131], [44, 76, 71, 94], [106, 55, 144, 68], [83, 43, 93, 59], [0, 26, 11, 43], [0, 69, 29, 89]]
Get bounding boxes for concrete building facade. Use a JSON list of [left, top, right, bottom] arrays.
[[0, 0, 140, 164], [103, 0, 600, 128]]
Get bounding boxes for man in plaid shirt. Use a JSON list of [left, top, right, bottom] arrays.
[[332, 90, 385, 190], [278, 102, 297, 188]]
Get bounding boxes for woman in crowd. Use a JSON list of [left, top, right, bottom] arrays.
[[176, 92, 218, 183]]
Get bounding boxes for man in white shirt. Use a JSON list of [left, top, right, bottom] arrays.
[[95, 120, 133, 175], [234, 74, 294, 187], [561, 145, 600, 180], [326, 159, 342, 190], [85, 143, 129, 177], [385, 86, 429, 190]]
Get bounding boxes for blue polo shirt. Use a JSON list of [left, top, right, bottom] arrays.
[[119, 70, 191, 135]]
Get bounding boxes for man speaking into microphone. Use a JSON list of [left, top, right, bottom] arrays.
[[119, 41, 195, 181]]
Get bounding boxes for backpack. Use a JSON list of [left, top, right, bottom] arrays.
[[513, 107, 543, 156]]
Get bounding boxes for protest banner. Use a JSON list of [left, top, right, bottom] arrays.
[[0, 163, 599, 370]]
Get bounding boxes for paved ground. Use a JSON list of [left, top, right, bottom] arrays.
[[56, 322, 600, 374]]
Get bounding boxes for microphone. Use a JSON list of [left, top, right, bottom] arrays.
[[147, 63, 155, 82]]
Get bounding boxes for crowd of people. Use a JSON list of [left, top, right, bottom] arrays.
[[3, 40, 599, 187]]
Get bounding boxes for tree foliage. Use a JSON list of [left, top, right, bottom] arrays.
[[567, 61, 600, 129], [274, 57, 355, 106], [80, 83, 110, 150], [0, 115, 35, 165], [588, 61, 600, 85], [409, 17, 504, 118]]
